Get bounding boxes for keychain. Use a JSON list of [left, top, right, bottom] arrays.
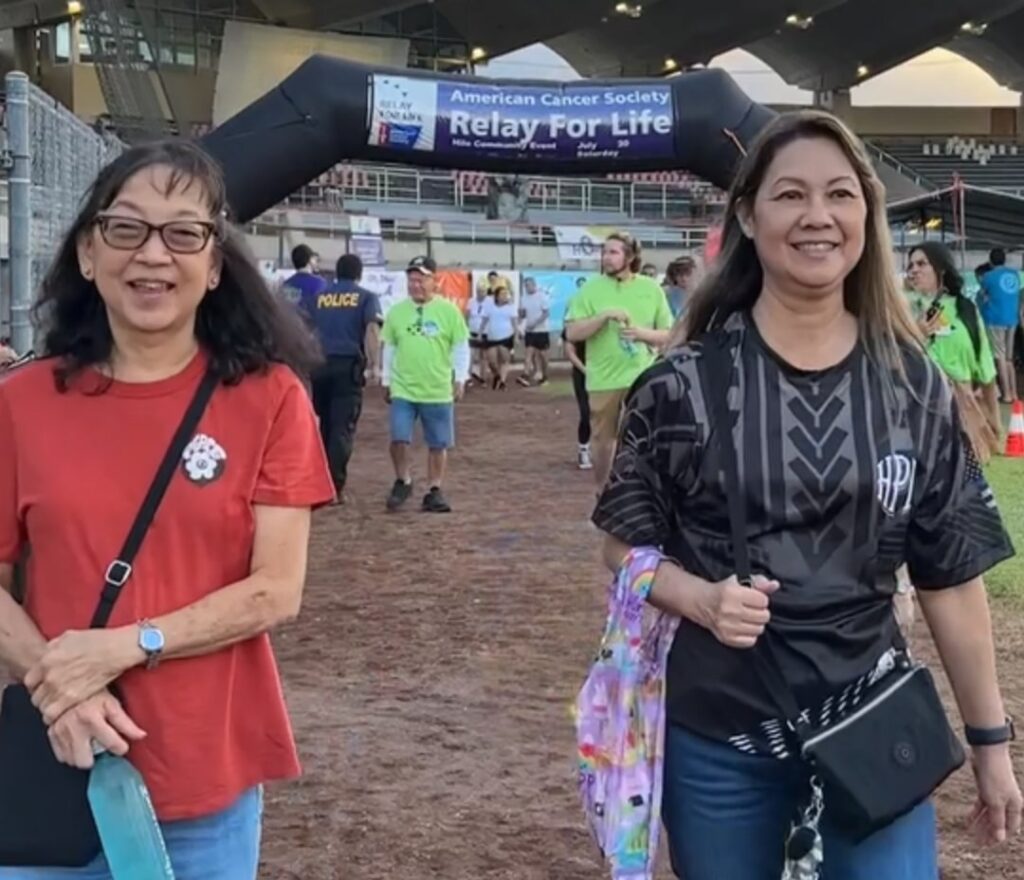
[[782, 775, 824, 880]]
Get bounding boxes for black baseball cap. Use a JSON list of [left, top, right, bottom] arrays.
[[406, 255, 437, 276]]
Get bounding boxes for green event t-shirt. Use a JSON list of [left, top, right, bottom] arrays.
[[566, 274, 674, 392], [382, 296, 469, 403], [905, 292, 997, 385]]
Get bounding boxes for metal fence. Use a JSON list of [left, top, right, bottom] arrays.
[[2, 71, 123, 351]]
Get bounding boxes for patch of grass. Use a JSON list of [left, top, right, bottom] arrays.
[[984, 457, 1024, 600]]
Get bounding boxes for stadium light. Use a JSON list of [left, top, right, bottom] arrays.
[[960, 21, 988, 36], [470, 46, 487, 61], [664, 57, 679, 72], [614, 2, 643, 18], [856, 64, 870, 78], [785, 13, 814, 29], [67, 0, 83, 14]]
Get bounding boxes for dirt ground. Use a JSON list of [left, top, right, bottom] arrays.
[[261, 376, 1024, 880]]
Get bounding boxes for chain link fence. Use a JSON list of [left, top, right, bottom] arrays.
[[2, 71, 123, 351]]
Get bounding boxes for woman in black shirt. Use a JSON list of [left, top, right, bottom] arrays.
[[593, 111, 1020, 879]]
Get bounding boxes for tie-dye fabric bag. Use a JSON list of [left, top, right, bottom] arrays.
[[574, 547, 679, 880]]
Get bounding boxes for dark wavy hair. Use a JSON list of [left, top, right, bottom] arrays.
[[33, 139, 321, 390], [909, 241, 982, 359]]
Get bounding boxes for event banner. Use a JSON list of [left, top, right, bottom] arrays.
[[349, 215, 386, 267], [361, 268, 408, 316], [435, 270, 473, 315], [471, 269, 521, 311], [553, 226, 620, 263], [361, 270, 476, 318], [521, 271, 597, 332], [368, 75, 675, 163]]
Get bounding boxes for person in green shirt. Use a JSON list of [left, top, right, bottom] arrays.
[[381, 256, 470, 513], [906, 243, 1001, 461], [565, 232, 674, 490]]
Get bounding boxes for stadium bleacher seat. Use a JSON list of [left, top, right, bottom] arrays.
[[876, 137, 1024, 192]]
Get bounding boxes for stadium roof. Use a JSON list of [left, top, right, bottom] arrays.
[[6, 1, 1024, 94], [887, 184, 1024, 249]]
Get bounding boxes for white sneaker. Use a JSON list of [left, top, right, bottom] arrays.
[[577, 444, 593, 470]]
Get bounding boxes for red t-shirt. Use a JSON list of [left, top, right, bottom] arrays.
[[0, 353, 334, 820]]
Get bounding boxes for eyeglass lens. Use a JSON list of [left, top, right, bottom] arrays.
[[98, 216, 212, 254]]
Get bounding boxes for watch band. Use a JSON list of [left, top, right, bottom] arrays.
[[965, 716, 1016, 747]]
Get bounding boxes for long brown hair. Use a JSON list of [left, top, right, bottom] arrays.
[[671, 110, 923, 377]]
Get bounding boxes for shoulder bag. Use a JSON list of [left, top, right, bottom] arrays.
[[697, 332, 964, 846], [0, 367, 219, 867]]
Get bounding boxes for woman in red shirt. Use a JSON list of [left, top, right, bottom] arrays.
[[0, 140, 334, 878]]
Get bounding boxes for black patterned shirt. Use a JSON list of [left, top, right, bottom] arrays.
[[592, 313, 1015, 753]]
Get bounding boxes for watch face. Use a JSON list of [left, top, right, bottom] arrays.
[[140, 628, 164, 653]]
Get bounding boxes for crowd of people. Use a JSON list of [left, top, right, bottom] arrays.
[[0, 108, 1020, 880]]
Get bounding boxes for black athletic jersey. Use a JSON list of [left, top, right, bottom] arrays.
[[593, 312, 1015, 749]]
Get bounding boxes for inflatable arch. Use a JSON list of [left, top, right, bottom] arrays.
[[200, 56, 777, 224]]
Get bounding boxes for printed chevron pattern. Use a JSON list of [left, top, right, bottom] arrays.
[[785, 372, 853, 569]]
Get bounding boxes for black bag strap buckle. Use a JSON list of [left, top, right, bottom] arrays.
[[104, 560, 133, 588]]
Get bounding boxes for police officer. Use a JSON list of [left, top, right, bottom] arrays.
[[298, 253, 383, 503]]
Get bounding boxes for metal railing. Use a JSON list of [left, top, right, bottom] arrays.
[[282, 163, 727, 222]]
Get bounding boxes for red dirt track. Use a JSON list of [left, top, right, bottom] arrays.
[[260, 379, 1023, 880]]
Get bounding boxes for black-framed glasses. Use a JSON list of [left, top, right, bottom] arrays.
[[93, 214, 216, 254]]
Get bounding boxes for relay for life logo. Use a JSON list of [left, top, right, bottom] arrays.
[[368, 75, 675, 163]]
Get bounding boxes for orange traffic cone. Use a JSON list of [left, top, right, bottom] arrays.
[[1006, 400, 1024, 458]]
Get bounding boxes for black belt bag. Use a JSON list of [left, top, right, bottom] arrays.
[[699, 332, 965, 844], [0, 368, 218, 867], [797, 661, 964, 840]]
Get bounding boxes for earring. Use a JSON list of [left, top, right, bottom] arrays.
[[209, 277, 220, 289], [82, 268, 92, 280]]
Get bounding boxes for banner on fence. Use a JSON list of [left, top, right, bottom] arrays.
[[361, 268, 409, 315], [368, 75, 675, 164], [552, 226, 619, 262], [436, 270, 473, 315], [471, 269, 521, 310], [522, 271, 597, 332], [349, 215, 386, 267]]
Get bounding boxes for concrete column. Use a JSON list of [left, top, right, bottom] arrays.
[[813, 88, 852, 121], [12, 26, 37, 79]]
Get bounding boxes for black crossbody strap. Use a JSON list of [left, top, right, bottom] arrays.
[[698, 333, 804, 724], [89, 368, 220, 629]]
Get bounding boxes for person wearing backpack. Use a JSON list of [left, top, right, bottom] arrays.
[[906, 242, 1002, 460]]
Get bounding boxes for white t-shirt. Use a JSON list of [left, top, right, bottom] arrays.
[[520, 290, 551, 333], [467, 298, 489, 335], [482, 300, 518, 340]]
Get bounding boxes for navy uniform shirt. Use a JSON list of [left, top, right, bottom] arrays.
[[299, 279, 382, 358]]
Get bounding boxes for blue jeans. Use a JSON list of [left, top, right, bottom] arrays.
[[389, 398, 455, 449], [0, 786, 262, 880], [662, 725, 938, 880]]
